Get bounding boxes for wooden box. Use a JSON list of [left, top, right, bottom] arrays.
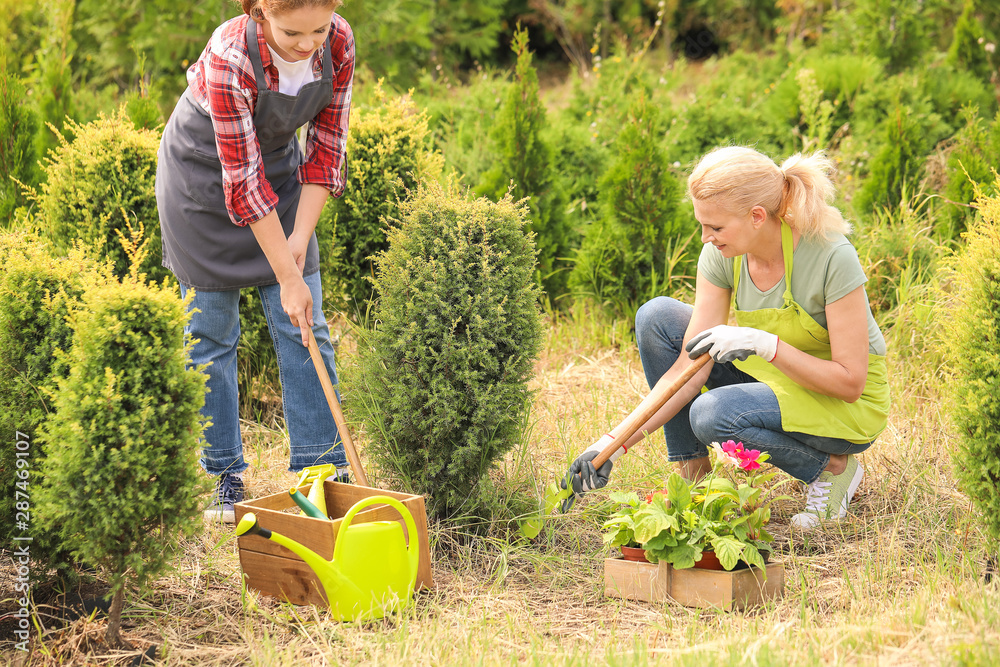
[[604, 558, 783, 610], [235, 482, 432, 606]]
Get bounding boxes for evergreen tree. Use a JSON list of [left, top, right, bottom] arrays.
[[477, 27, 571, 300]]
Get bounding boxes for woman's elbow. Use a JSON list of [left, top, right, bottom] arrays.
[[839, 378, 866, 403]]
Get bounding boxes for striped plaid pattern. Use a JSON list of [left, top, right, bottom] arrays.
[[186, 14, 354, 226]]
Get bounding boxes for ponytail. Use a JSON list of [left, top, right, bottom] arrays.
[[780, 152, 850, 238], [688, 146, 850, 239]]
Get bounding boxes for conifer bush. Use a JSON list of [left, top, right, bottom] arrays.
[[0, 233, 103, 571], [942, 175, 1000, 563], [32, 108, 166, 283], [854, 103, 930, 218], [570, 95, 690, 321], [35, 272, 207, 647], [352, 183, 543, 519], [477, 27, 570, 300], [942, 107, 1000, 238], [318, 85, 441, 315], [0, 71, 39, 224]]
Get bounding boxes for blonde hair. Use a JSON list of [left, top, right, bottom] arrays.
[[687, 146, 850, 238], [238, 0, 342, 20]]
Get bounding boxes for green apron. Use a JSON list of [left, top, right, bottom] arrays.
[[732, 223, 889, 444]]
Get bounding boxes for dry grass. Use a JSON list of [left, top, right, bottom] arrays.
[[2, 310, 999, 666]]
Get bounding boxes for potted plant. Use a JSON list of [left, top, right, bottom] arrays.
[[602, 441, 791, 572]]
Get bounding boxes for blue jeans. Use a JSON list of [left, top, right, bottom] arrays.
[[180, 271, 347, 475], [634, 297, 873, 484]]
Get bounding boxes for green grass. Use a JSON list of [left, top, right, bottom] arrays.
[[8, 296, 999, 666]]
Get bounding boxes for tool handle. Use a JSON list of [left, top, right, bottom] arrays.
[[592, 354, 711, 469], [307, 329, 371, 487]]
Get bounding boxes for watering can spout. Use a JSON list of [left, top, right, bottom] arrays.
[[236, 513, 364, 602]]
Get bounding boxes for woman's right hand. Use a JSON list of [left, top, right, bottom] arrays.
[[280, 274, 314, 347]]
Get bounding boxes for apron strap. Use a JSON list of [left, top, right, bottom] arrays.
[[731, 219, 796, 311], [246, 19, 268, 94]]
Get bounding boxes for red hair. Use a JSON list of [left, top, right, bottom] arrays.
[[237, 0, 342, 19]]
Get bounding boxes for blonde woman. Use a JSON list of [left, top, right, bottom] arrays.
[[156, 0, 354, 522], [564, 146, 890, 529]]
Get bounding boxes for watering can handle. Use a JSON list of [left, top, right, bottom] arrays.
[[333, 496, 419, 590]]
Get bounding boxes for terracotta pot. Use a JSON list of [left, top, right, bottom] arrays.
[[621, 545, 648, 562], [695, 549, 769, 571]]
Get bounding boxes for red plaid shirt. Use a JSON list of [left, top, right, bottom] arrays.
[[186, 14, 354, 226]]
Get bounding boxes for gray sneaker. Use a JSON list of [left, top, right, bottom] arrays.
[[791, 455, 864, 530], [204, 473, 246, 524]]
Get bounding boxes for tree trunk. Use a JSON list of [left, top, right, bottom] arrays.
[[104, 588, 132, 649]]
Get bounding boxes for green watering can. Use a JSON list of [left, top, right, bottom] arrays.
[[237, 495, 420, 622]]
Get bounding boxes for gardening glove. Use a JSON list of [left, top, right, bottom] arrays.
[[686, 325, 779, 364], [561, 434, 627, 512]]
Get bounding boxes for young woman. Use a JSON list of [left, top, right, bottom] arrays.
[[563, 147, 890, 530], [155, 0, 354, 522]]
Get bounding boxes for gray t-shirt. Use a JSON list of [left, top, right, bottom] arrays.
[[698, 233, 886, 356]]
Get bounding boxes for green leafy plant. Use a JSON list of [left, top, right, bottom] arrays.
[[351, 181, 543, 520], [942, 174, 1000, 562], [0, 70, 39, 224], [318, 83, 442, 315], [35, 242, 208, 648], [477, 26, 571, 300], [0, 233, 104, 575], [569, 92, 692, 321], [603, 441, 790, 572], [29, 108, 167, 283]]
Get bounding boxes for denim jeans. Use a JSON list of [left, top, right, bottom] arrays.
[[180, 271, 347, 475], [634, 297, 873, 484]]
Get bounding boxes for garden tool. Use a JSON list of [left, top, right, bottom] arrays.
[[237, 495, 420, 622], [289, 487, 328, 519], [307, 329, 370, 487], [296, 463, 337, 517], [519, 353, 711, 539]]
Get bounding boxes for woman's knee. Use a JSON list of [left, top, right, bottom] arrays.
[[689, 392, 729, 444], [635, 297, 690, 348]]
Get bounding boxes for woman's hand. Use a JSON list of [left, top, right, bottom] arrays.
[[280, 273, 314, 347], [686, 325, 779, 363]]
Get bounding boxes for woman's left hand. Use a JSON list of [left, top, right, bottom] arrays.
[[686, 325, 779, 363]]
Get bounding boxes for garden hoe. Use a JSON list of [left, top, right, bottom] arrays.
[[307, 329, 370, 487], [518, 353, 711, 539]]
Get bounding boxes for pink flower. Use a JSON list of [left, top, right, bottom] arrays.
[[718, 440, 762, 470]]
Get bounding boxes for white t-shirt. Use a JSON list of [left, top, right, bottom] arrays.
[[267, 45, 317, 96]]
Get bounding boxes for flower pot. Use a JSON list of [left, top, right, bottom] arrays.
[[620, 545, 648, 562], [695, 549, 769, 571]]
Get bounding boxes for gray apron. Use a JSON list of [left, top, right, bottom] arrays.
[[157, 18, 334, 290]]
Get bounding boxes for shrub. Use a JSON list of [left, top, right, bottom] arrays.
[[947, 0, 994, 84], [0, 233, 105, 573], [31, 108, 167, 283], [318, 84, 441, 315], [477, 27, 571, 300], [569, 94, 693, 321], [941, 107, 1000, 239], [942, 174, 1000, 561], [35, 273, 207, 648], [0, 70, 39, 225], [854, 103, 931, 218], [352, 182, 543, 520]]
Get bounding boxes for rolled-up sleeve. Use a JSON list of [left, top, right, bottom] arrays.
[[205, 51, 278, 226], [299, 19, 354, 197]]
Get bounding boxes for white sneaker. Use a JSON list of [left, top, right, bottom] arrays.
[[791, 456, 864, 530]]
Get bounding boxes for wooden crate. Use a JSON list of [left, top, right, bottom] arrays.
[[235, 481, 432, 607], [604, 558, 783, 610]]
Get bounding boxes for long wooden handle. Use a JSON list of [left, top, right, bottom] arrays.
[[307, 329, 370, 487], [592, 353, 711, 469]]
